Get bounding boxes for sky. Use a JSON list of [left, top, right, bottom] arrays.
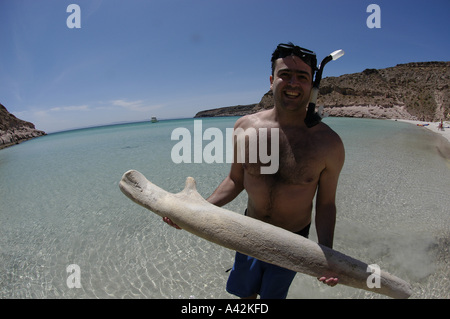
[[1, 0, 449, 133]]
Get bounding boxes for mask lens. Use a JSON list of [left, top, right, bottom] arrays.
[[277, 44, 317, 71]]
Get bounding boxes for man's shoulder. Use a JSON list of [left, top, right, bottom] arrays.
[[315, 122, 345, 163], [234, 110, 272, 129], [316, 121, 341, 140], [313, 122, 344, 153]]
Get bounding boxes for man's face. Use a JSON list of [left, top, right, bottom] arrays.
[[270, 56, 313, 113]]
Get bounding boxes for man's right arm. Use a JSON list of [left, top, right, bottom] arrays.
[[206, 161, 244, 207], [163, 164, 244, 229], [207, 117, 247, 206], [163, 117, 247, 228]]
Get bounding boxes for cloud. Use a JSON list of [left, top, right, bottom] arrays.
[[49, 105, 90, 112], [12, 98, 164, 133], [111, 99, 162, 112]]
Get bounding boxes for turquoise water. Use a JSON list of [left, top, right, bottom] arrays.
[[0, 117, 449, 298]]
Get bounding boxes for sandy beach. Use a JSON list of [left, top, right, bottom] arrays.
[[392, 119, 450, 143], [392, 119, 450, 161]]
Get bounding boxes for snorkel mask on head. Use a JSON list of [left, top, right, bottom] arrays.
[[272, 43, 345, 128], [271, 42, 318, 75]]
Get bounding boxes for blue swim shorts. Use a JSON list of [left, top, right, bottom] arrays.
[[226, 223, 310, 299]]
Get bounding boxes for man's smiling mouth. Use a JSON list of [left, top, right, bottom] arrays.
[[284, 90, 300, 98]]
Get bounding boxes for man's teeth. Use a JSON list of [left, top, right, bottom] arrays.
[[285, 91, 300, 97]]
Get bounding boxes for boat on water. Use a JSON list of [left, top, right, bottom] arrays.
[[151, 116, 158, 123]]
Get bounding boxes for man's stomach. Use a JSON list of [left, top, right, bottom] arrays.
[[244, 173, 317, 232]]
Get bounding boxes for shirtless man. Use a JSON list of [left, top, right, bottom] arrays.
[[164, 43, 345, 299]]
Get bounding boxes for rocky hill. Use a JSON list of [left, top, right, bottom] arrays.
[[194, 103, 258, 118], [195, 62, 449, 122], [0, 103, 46, 149]]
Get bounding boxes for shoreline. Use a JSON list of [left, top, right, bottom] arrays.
[[391, 119, 450, 143], [392, 119, 450, 160]]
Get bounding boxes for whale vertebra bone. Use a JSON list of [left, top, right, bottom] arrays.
[[119, 169, 412, 299]]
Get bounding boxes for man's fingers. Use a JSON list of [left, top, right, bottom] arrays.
[[318, 276, 338, 287], [162, 217, 182, 229]]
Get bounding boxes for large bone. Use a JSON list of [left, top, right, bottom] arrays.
[[119, 169, 412, 299]]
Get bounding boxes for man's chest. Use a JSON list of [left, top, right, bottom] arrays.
[[242, 130, 326, 185]]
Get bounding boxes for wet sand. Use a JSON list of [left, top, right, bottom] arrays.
[[393, 120, 450, 142], [392, 119, 450, 160]]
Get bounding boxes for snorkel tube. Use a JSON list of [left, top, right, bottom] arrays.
[[305, 49, 345, 128]]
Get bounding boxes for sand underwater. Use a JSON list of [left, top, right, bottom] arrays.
[[0, 117, 449, 298]]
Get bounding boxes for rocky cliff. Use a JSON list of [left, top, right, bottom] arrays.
[[0, 103, 46, 149], [195, 62, 449, 121]]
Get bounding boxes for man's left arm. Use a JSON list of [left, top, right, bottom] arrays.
[[315, 134, 345, 285], [315, 134, 345, 247]]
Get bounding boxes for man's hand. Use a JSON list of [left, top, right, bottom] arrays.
[[162, 217, 182, 229], [318, 276, 338, 287]]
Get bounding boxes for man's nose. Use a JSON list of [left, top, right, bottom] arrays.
[[288, 75, 300, 85]]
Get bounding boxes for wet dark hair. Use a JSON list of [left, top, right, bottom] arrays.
[[271, 42, 318, 76]]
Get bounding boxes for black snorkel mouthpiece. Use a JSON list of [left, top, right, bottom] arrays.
[[305, 49, 345, 128]]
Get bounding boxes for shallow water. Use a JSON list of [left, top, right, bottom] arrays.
[[0, 117, 448, 299]]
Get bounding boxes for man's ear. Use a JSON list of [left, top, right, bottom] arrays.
[[269, 75, 273, 90]]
